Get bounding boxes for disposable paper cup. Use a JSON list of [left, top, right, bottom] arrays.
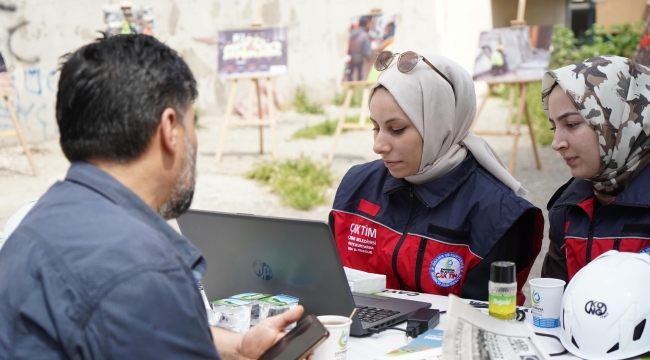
[[529, 278, 566, 328], [314, 315, 352, 360]]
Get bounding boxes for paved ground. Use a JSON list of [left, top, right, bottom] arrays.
[[0, 97, 570, 306]]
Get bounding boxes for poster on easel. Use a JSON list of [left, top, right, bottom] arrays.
[[0, 52, 15, 95], [102, 3, 154, 37], [634, 16, 650, 67], [343, 13, 397, 83], [472, 25, 553, 83], [217, 27, 288, 78]]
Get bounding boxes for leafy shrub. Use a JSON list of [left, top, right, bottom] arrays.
[[292, 120, 338, 139], [332, 86, 365, 108], [294, 87, 325, 114], [490, 22, 646, 146], [490, 83, 554, 146], [291, 116, 370, 139], [550, 22, 645, 68], [246, 155, 333, 210], [193, 106, 203, 129]]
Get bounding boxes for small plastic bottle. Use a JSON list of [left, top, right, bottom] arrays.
[[488, 261, 517, 320]]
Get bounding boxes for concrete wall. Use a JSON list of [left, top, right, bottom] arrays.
[[0, 0, 494, 144], [596, 0, 649, 26], [491, 0, 568, 28]]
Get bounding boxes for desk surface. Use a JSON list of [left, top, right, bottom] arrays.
[[347, 290, 579, 359]]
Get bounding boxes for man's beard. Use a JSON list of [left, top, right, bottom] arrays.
[[159, 135, 196, 220]]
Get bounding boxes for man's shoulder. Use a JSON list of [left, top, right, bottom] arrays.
[[22, 179, 166, 244], [0, 179, 206, 359], [9, 179, 185, 297]]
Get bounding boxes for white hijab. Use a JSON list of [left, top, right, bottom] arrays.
[[370, 53, 528, 197]]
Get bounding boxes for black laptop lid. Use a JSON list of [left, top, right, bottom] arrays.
[[177, 210, 356, 318]]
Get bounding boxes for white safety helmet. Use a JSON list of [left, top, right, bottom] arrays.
[[560, 250, 650, 359]]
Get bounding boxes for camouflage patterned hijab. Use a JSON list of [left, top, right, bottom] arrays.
[[542, 56, 650, 202]]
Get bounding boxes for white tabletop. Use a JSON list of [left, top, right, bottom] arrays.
[[347, 290, 578, 359]]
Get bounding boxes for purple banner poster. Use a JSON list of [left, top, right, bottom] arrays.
[[217, 27, 288, 78]]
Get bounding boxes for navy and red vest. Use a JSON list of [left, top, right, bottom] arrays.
[[330, 154, 543, 305], [548, 164, 650, 280]]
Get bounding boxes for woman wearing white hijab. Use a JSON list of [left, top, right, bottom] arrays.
[[542, 56, 650, 282], [329, 51, 543, 303]]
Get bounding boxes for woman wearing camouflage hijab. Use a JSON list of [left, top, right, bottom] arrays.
[[541, 55, 650, 281]]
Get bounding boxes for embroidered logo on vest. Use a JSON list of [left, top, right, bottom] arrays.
[[430, 252, 464, 288]]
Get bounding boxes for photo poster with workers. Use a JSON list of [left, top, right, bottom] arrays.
[[216, 27, 288, 78], [472, 25, 553, 83], [343, 13, 397, 83], [102, 3, 154, 37], [634, 16, 650, 67], [0, 51, 16, 95]]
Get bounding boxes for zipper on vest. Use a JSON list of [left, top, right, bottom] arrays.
[[415, 238, 428, 293], [585, 221, 595, 264], [584, 203, 605, 265], [613, 238, 621, 251], [392, 187, 417, 290]]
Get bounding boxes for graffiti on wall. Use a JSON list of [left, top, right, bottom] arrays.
[[0, 68, 58, 139], [0, 1, 58, 140]]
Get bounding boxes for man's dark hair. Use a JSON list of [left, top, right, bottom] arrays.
[[56, 34, 198, 162], [359, 16, 371, 28]]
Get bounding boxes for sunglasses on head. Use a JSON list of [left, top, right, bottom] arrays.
[[373, 50, 456, 96]]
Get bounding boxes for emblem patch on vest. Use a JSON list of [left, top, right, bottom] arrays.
[[430, 252, 464, 288], [639, 246, 650, 254], [358, 199, 381, 217]]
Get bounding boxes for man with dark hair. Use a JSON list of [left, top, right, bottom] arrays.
[[347, 15, 372, 81], [0, 34, 302, 359]]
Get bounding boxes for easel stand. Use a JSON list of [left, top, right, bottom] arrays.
[[470, 0, 540, 174], [214, 76, 277, 164], [471, 81, 541, 174], [328, 81, 375, 164], [0, 94, 38, 176]]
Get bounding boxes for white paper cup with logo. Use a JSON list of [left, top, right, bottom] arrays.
[[529, 278, 566, 328], [314, 315, 351, 360]]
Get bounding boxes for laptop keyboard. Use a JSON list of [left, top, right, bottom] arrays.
[[356, 306, 400, 323]]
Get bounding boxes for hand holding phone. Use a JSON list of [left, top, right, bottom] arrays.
[[258, 315, 329, 360]]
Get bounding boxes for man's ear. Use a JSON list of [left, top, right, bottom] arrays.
[[159, 107, 181, 155]]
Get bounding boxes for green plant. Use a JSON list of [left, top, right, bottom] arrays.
[[246, 155, 334, 210], [293, 87, 324, 114], [524, 82, 554, 146], [550, 24, 579, 69], [576, 21, 645, 61], [292, 119, 338, 139], [488, 83, 554, 146], [193, 106, 203, 129], [489, 21, 646, 147], [549, 22, 645, 69], [332, 86, 365, 108], [291, 116, 370, 139]]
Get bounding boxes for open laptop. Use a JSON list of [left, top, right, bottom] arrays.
[[177, 209, 431, 336]]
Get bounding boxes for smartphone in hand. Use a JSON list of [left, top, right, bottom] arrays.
[[259, 315, 329, 360]]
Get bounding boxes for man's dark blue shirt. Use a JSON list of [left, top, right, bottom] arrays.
[[0, 162, 221, 359]]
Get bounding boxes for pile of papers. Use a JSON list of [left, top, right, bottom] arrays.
[[441, 295, 550, 360], [375, 295, 552, 360]]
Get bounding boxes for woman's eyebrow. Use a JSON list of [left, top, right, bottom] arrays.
[[371, 118, 401, 124], [555, 111, 581, 122]]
